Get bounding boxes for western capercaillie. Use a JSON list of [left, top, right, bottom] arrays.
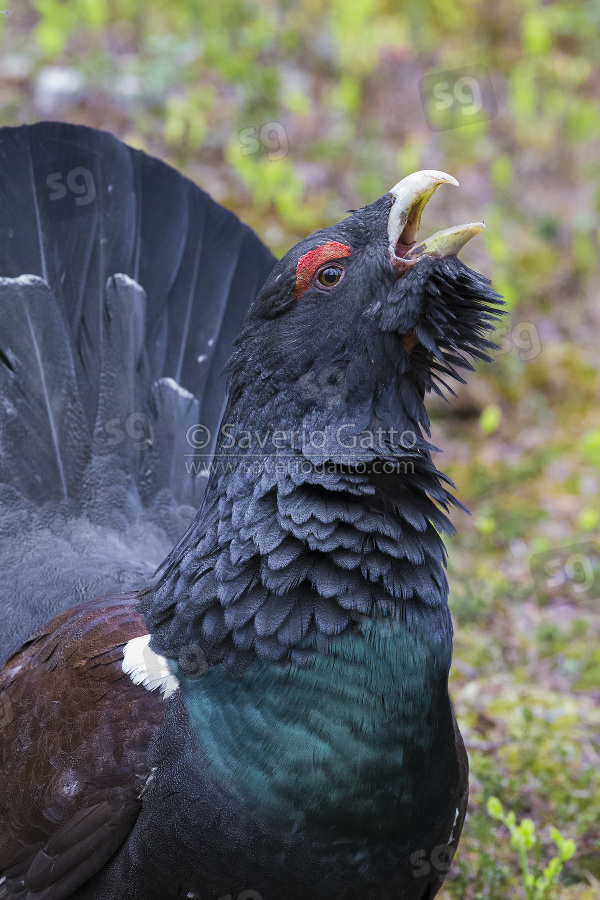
[[0, 122, 503, 900]]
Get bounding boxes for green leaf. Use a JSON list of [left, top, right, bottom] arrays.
[[480, 404, 502, 434], [521, 11, 552, 56], [487, 796, 503, 819]]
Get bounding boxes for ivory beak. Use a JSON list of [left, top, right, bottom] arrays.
[[387, 170, 483, 262], [404, 222, 485, 259]]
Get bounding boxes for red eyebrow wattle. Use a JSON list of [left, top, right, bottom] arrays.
[[295, 241, 351, 298]]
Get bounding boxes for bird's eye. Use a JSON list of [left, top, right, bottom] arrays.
[[317, 265, 344, 288]]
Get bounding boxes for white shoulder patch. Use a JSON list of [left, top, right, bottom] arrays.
[[122, 634, 179, 699]]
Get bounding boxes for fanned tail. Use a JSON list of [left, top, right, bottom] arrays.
[[0, 122, 275, 662]]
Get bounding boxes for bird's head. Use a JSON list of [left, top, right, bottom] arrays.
[[146, 172, 504, 671], [226, 170, 503, 455]]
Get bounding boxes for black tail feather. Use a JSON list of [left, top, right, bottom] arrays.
[[0, 121, 275, 662], [0, 275, 90, 502]]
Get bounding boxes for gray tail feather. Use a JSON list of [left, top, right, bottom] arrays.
[[0, 121, 275, 662]]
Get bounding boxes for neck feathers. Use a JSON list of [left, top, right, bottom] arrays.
[[142, 396, 459, 674]]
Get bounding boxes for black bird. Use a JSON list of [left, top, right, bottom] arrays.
[[0, 122, 502, 900]]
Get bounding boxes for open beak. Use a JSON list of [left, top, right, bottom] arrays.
[[387, 170, 484, 272]]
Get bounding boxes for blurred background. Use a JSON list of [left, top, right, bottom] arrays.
[[0, 1, 599, 896]]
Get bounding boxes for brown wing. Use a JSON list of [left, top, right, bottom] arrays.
[[0, 593, 167, 900]]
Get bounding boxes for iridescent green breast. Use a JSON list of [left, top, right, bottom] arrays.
[[176, 616, 454, 836]]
